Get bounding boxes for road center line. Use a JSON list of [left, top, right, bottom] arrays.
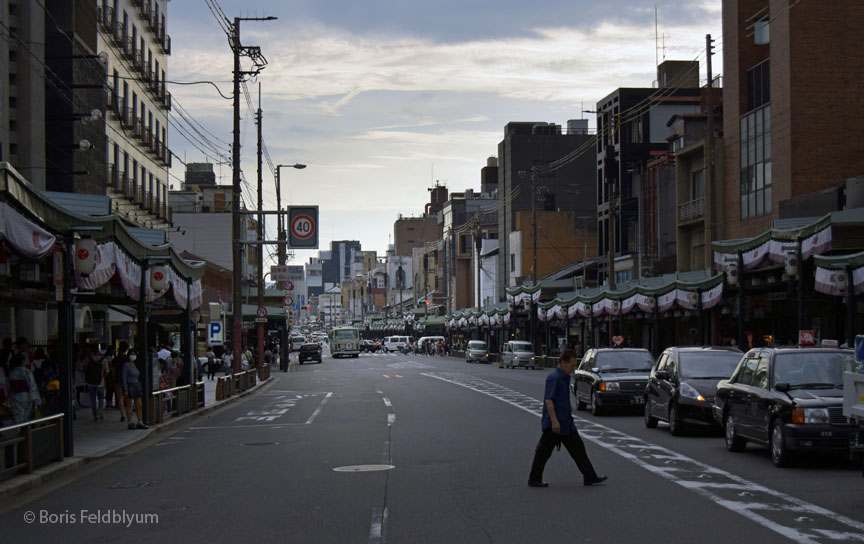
[[421, 372, 864, 543], [383, 398, 392, 407], [305, 392, 333, 425]]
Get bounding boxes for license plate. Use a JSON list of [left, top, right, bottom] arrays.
[[631, 396, 644, 405]]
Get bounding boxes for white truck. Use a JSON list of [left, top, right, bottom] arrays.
[[842, 370, 864, 475]]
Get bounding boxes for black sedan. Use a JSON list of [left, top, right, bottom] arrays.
[[713, 347, 855, 467], [298, 343, 323, 364], [572, 348, 654, 416], [644, 346, 742, 435]]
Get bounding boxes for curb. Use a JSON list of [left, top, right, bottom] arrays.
[[0, 377, 275, 502]]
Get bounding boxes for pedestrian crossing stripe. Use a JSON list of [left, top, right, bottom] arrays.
[[382, 374, 404, 379]]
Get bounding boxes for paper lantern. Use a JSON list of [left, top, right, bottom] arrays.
[[74, 238, 97, 275], [151, 264, 169, 291]]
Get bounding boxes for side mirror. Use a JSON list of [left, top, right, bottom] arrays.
[[654, 370, 670, 381], [775, 382, 790, 393]]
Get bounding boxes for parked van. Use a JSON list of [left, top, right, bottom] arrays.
[[383, 336, 409, 352], [290, 336, 306, 351], [501, 340, 536, 369]]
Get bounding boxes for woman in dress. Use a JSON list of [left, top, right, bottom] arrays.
[[121, 348, 148, 430]]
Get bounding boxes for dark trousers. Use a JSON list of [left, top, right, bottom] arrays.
[[529, 429, 598, 483]]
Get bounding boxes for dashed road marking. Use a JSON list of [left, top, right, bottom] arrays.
[[421, 372, 864, 544]]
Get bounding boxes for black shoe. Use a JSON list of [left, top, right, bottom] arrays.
[[136, 422, 149, 429], [584, 475, 608, 486], [527, 480, 549, 488]]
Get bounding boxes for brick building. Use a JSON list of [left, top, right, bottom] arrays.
[[721, 0, 864, 240]]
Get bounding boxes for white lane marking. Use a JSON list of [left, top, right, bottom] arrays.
[[369, 506, 388, 544], [305, 392, 333, 425], [383, 398, 392, 407], [189, 423, 304, 430], [421, 372, 864, 543], [387, 413, 395, 426]]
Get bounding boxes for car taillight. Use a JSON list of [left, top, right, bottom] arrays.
[[598, 382, 606, 391]]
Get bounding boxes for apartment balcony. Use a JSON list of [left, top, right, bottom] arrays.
[[133, 50, 145, 74], [111, 167, 127, 193], [141, 129, 152, 149], [111, 22, 125, 47], [678, 197, 705, 226], [106, 91, 123, 117], [122, 37, 136, 60], [140, 1, 152, 24], [146, 9, 158, 33], [159, 90, 171, 111], [131, 117, 144, 140], [160, 34, 171, 55], [97, 6, 114, 32], [120, 108, 134, 129], [123, 176, 136, 200]]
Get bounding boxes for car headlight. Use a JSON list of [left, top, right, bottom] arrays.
[[793, 407, 830, 424], [679, 382, 705, 402], [600, 381, 619, 392]]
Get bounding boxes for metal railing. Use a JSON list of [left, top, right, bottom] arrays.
[[97, 6, 114, 32], [678, 197, 705, 224], [148, 382, 205, 426], [0, 414, 65, 482]]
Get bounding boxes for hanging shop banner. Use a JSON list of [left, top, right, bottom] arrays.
[[503, 312, 511, 325], [636, 294, 657, 313], [802, 227, 832, 261], [701, 283, 725, 310], [537, 307, 547, 321], [621, 295, 638, 315], [0, 201, 56, 260], [532, 290, 542, 303], [592, 300, 606, 318], [658, 290, 677, 312], [815, 266, 864, 296]]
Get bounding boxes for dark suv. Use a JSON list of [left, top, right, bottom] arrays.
[[298, 343, 323, 364], [644, 347, 742, 435], [714, 347, 855, 467]]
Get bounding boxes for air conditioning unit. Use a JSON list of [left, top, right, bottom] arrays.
[[784, 251, 799, 278], [726, 261, 739, 286], [835, 270, 849, 294]]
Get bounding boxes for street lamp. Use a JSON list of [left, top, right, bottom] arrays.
[[275, 163, 307, 265]]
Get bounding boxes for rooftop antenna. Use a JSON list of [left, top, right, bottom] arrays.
[[655, 5, 658, 68]]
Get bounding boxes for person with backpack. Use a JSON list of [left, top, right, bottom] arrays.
[[84, 343, 109, 422]]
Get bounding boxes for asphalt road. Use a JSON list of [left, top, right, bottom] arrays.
[[2, 348, 863, 543]]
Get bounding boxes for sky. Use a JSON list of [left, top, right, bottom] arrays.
[[166, 0, 722, 269]]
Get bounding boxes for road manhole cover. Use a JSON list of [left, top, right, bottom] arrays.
[[242, 442, 279, 446], [333, 465, 395, 472]]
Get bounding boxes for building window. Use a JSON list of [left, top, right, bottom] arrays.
[[615, 270, 632, 284], [510, 253, 516, 271], [754, 18, 769, 45], [691, 169, 705, 200], [746, 60, 770, 112], [740, 105, 772, 219]]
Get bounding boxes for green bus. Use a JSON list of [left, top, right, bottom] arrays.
[[331, 326, 361, 358]]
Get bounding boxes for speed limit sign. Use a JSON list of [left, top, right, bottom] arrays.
[[288, 206, 318, 248]]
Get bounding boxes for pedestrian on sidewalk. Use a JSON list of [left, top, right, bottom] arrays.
[[111, 341, 129, 421], [527, 349, 607, 488], [121, 349, 148, 430], [84, 343, 109, 422], [205, 348, 217, 380], [7, 353, 41, 424]]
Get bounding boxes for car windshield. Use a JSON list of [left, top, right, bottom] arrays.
[[679, 351, 742, 379], [334, 330, 359, 339], [595, 351, 654, 372], [512, 342, 532, 352], [468, 342, 487, 350], [772, 352, 851, 388]]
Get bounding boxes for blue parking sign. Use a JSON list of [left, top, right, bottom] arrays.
[[209, 321, 224, 346]]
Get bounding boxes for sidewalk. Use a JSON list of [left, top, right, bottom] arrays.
[[0, 368, 277, 501]]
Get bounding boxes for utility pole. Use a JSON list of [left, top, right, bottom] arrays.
[[605, 145, 617, 291], [256, 84, 264, 366], [704, 33, 716, 269], [230, 15, 276, 373], [231, 18, 243, 373]]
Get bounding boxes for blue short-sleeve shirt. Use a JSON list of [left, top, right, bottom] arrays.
[[541, 367, 574, 435]]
